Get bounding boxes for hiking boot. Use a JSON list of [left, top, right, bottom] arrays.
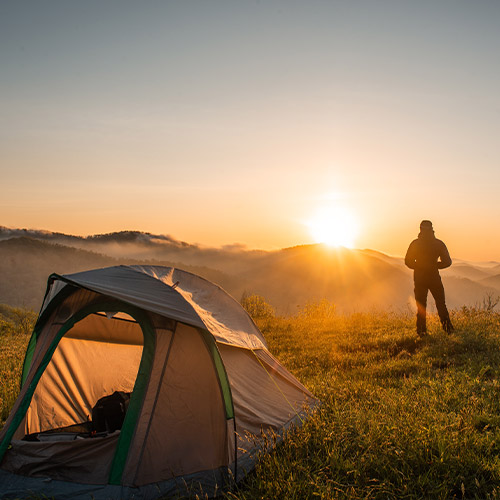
[[442, 319, 454, 334]]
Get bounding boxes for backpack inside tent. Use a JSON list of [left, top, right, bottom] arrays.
[[0, 265, 317, 499]]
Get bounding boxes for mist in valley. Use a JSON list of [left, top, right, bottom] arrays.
[[1, 227, 499, 315]]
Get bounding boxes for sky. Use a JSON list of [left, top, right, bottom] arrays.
[[1, 1, 499, 261]]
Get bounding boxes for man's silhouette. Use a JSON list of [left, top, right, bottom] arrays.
[[405, 220, 454, 336]]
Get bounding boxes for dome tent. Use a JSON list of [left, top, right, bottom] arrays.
[[0, 265, 317, 499]]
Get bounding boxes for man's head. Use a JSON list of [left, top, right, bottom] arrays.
[[420, 220, 433, 231], [420, 220, 434, 233]]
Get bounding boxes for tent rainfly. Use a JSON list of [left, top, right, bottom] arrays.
[[0, 265, 317, 499]]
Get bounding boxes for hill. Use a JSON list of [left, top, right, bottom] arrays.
[[3, 306, 500, 498], [235, 245, 411, 315], [0, 226, 266, 272], [480, 274, 500, 290], [1, 227, 499, 313], [441, 263, 493, 281], [0, 237, 237, 310], [0, 237, 116, 309], [238, 308, 500, 498]]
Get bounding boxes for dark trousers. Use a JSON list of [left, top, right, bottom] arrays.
[[414, 272, 453, 334]]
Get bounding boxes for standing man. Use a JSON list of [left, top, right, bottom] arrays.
[[405, 220, 454, 336]]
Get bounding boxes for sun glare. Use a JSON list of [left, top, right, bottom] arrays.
[[307, 206, 358, 248]]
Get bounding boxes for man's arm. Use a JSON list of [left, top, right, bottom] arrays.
[[437, 241, 452, 269], [405, 241, 417, 269]]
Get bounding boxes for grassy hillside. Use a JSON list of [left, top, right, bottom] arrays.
[[0, 305, 34, 423], [225, 307, 500, 499], [2, 304, 500, 498]]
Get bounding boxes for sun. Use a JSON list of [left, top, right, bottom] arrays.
[[307, 206, 358, 248]]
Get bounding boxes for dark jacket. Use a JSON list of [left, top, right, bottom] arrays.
[[405, 230, 452, 277]]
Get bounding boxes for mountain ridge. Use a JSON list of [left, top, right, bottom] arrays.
[[1, 227, 499, 314]]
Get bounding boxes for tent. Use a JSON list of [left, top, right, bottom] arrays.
[[0, 265, 317, 499]]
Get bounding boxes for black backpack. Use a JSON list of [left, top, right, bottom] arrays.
[[91, 391, 131, 433]]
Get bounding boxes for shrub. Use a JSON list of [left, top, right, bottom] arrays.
[[0, 304, 36, 336], [297, 298, 337, 321], [0, 318, 16, 337], [240, 293, 275, 319]]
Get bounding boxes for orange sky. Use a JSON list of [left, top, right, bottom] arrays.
[[1, 2, 499, 261]]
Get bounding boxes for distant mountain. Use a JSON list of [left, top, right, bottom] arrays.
[[358, 248, 406, 269], [0, 227, 195, 255], [234, 244, 412, 314], [0, 226, 266, 273], [0, 237, 116, 309], [441, 264, 493, 281], [1, 227, 499, 314], [480, 274, 500, 290], [0, 236, 237, 310], [0, 227, 83, 243], [442, 276, 500, 309]]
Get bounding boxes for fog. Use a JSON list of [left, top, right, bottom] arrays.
[[1, 228, 499, 315]]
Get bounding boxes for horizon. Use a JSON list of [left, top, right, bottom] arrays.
[[2, 2, 499, 262], [2, 224, 500, 265]]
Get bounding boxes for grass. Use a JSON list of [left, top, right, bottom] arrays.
[[2, 304, 500, 498], [223, 306, 500, 500], [0, 305, 33, 425]]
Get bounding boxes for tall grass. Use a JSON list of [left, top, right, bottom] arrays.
[[2, 304, 500, 498], [226, 304, 500, 499], [0, 305, 34, 425]]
